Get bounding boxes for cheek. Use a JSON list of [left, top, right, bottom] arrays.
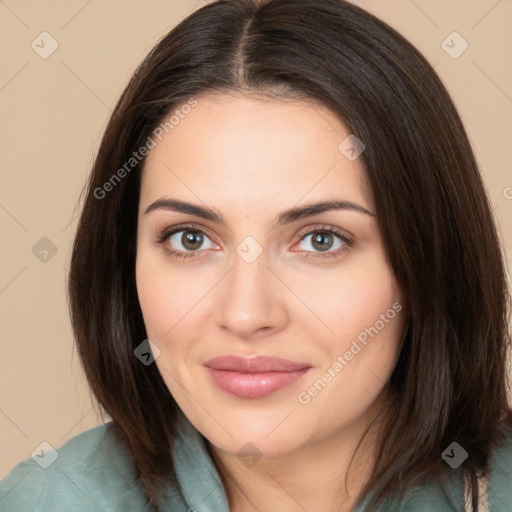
[[297, 293, 404, 435], [135, 249, 186, 342], [290, 250, 401, 345], [135, 248, 217, 367], [292, 251, 404, 406]]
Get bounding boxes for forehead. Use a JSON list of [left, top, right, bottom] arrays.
[[140, 92, 373, 215]]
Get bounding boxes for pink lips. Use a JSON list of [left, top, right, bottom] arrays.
[[204, 355, 311, 399]]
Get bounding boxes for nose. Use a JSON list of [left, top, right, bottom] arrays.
[[213, 249, 289, 340]]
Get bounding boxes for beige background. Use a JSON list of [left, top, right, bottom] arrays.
[[1, 0, 511, 477]]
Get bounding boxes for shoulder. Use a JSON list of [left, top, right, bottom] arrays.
[[396, 429, 512, 511], [487, 427, 512, 509], [0, 423, 149, 511]]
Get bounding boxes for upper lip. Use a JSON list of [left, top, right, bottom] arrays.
[[204, 355, 311, 373]]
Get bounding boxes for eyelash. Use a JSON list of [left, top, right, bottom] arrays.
[[156, 223, 353, 262]]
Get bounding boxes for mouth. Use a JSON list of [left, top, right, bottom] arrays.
[[203, 355, 312, 399]]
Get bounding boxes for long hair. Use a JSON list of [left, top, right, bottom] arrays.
[[67, 0, 512, 509]]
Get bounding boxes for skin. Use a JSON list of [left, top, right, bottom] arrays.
[[136, 91, 406, 512]]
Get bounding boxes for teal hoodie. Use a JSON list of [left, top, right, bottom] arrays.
[[1, 411, 511, 511]]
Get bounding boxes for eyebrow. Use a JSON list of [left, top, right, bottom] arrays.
[[143, 198, 376, 224]]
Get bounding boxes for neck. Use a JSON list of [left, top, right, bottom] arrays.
[[208, 404, 386, 512]]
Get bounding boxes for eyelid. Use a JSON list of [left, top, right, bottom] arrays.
[[295, 223, 353, 243]]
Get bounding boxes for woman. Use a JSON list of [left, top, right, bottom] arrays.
[[1, 0, 511, 510]]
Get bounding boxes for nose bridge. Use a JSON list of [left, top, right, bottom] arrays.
[[227, 232, 269, 292], [213, 241, 286, 336], [227, 245, 270, 311]]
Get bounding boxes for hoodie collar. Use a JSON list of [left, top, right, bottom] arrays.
[[169, 410, 230, 512]]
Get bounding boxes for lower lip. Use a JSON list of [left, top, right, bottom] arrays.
[[206, 368, 310, 399]]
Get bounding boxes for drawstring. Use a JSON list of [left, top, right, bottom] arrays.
[[463, 472, 489, 512]]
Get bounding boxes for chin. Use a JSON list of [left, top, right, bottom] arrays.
[[188, 406, 311, 456]]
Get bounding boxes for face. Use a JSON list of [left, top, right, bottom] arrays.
[[136, 91, 406, 458]]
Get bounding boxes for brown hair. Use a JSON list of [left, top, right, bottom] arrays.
[[68, 0, 512, 509]]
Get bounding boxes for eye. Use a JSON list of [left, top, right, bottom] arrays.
[[156, 223, 353, 262], [157, 224, 218, 261], [294, 225, 352, 259]]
